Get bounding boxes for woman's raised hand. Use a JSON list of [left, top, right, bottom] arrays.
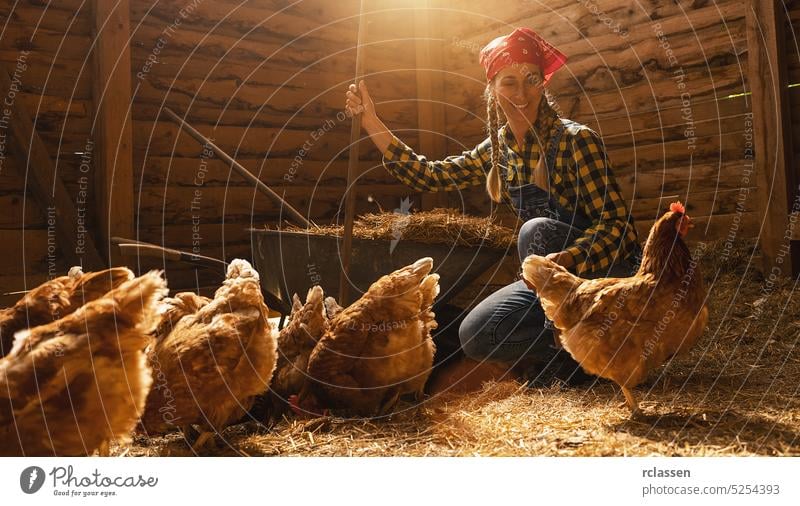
[[345, 80, 377, 126], [344, 80, 392, 153]]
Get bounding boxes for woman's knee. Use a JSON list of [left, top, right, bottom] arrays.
[[518, 217, 560, 259], [458, 309, 492, 360]]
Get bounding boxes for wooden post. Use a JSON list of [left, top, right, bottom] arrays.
[[339, 0, 369, 306], [91, 0, 134, 266], [745, 0, 795, 276], [0, 67, 104, 270], [414, 1, 449, 210]]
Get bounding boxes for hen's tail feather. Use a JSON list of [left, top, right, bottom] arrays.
[[225, 258, 259, 282], [419, 274, 440, 309], [522, 255, 562, 290], [9, 272, 168, 358], [374, 257, 434, 297], [521, 255, 582, 325], [323, 296, 343, 320], [418, 273, 440, 331], [69, 267, 135, 309], [306, 285, 324, 305], [105, 271, 169, 334]]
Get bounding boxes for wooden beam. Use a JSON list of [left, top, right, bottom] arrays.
[[746, 0, 794, 276], [0, 66, 104, 270], [91, 0, 134, 265], [414, 1, 449, 210]]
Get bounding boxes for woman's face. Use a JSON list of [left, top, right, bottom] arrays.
[[492, 63, 544, 125]]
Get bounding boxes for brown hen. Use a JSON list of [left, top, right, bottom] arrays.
[[265, 286, 328, 416], [140, 259, 277, 449], [299, 257, 439, 416], [0, 270, 166, 456], [522, 202, 708, 415], [0, 267, 134, 357], [151, 292, 211, 342]]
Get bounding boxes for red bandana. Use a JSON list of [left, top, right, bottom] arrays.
[[479, 27, 567, 83]]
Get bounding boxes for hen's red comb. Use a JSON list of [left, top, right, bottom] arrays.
[[670, 201, 685, 214]]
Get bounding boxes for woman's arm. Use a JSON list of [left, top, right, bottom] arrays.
[[561, 128, 637, 276], [346, 81, 489, 192], [346, 80, 393, 153]]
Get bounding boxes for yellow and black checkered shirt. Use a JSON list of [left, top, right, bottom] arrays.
[[381, 119, 640, 276]]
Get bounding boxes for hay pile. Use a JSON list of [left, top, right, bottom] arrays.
[[283, 208, 517, 250], [121, 239, 800, 456]]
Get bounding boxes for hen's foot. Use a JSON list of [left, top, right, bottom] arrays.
[[621, 387, 641, 417], [191, 431, 215, 452]]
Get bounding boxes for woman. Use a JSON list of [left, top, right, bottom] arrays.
[[344, 28, 640, 383]]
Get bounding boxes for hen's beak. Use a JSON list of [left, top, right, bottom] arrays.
[[677, 216, 694, 237]]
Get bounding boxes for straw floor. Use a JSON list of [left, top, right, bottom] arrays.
[[121, 239, 800, 456]]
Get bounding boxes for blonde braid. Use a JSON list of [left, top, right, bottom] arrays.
[[484, 85, 503, 203]]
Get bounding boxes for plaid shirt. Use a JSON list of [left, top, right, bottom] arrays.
[[381, 119, 639, 276]]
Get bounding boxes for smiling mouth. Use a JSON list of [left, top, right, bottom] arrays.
[[513, 102, 529, 109]]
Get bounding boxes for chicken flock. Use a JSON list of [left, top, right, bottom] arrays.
[[0, 203, 708, 455]]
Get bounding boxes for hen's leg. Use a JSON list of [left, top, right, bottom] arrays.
[[552, 327, 563, 350], [191, 431, 215, 452], [378, 387, 402, 415], [97, 440, 110, 457], [621, 386, 641, 416], [180, 425, 199, 442]]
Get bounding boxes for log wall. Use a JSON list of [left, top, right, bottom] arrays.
[[0, 0, 94, 304], [432, 0, 756, 243], [0, 0, 775, 303], [128, 0, 423, 291]]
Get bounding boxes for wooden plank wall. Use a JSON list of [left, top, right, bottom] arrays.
[[785, 0, 800, 205], [129, 0, 422, 291], [431, 0, 756, 243], [0, 0, 93, 304], [0, 0, 766, 302], [781, 0, 800, 274]]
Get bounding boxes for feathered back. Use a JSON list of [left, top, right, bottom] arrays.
[[9, 271, 167, 358], [1, 267, 135, 357], [66, 267, 135, 313], [521, 255, 583, 328]]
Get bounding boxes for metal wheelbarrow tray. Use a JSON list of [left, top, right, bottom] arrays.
[[250, 229, 509, 309]]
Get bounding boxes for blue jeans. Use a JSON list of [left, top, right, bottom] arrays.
[[458, 217, 635, 365]]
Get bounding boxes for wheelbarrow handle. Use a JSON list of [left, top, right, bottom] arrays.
[[116, 243, 226, 271], [113, 237, 292, 316], [161, 107, 315, 230]]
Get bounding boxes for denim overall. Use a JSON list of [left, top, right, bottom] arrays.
[[505, 119, 594, 232], [454, 120, 639, 381]]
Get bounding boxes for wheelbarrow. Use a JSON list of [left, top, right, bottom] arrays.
[[250, 228, 509, 309], [111, 237, 294, 326]]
